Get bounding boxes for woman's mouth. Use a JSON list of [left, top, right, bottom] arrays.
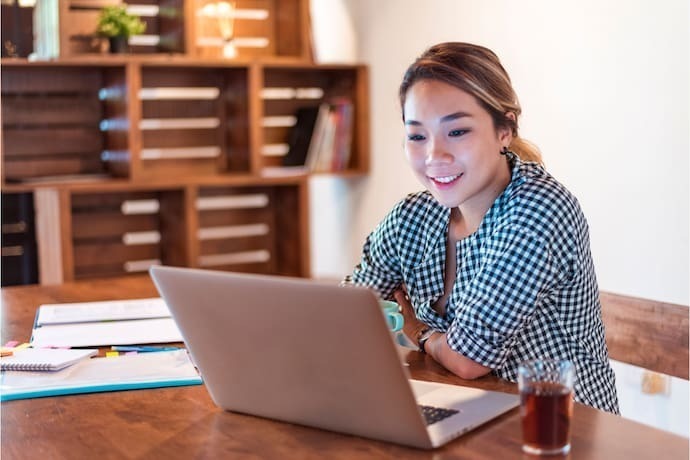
[[430, 173, 462, 185]]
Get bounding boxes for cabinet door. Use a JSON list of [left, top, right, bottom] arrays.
[[1, 192, 38, 286]]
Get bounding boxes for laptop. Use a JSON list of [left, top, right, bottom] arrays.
[[150, 265, 519, 449]]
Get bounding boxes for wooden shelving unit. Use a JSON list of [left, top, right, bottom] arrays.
[[0, 0, 369, 285]]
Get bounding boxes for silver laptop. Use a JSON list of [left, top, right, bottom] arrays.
[[150, 265, 518, 449]]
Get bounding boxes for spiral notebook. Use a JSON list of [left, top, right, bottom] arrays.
[[1, 348, 98, 371]]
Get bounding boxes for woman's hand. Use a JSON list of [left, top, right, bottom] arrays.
[[394, 289, 492, 379], [393, 289, 427, 347]]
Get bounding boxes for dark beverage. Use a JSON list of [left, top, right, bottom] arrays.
[[520, 381, 574, 454]]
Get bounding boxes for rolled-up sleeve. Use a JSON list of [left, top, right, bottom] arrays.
[[447, 225, 557, 368], [346, 205, 404, 300]]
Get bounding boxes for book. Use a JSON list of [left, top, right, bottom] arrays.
[[0, 349, 202, 401], [304, 103, 332, 171], [303, 100, 354, 173], [282, 106, 321, 167], [1, 348, 98, 371], [313, 109, 338, 172], [332, 100, 354, 171]]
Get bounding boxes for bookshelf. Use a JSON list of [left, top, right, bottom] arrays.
[[0, 1, 369, 285]]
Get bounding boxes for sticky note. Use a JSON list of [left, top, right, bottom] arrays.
[[106, 351, 120, 358], [4, 341, 19, 348], [15, 343, 30, 350]]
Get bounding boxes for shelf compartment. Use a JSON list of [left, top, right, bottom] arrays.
[[57, 1, 186, 56], [193, 0, 309, 60], [196, 182, 306, 276], [136, 65, 250, 179], [1, 65, 128, 183], [70, 189, 187, 280], [260, 66, 368, 174]]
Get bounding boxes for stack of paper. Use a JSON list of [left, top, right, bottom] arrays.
[[30, 298, 183, 348]]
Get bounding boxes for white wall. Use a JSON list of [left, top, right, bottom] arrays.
[[310, 0, 689, 306]]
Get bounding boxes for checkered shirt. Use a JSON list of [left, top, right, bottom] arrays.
[[346, 154, 619, 414]]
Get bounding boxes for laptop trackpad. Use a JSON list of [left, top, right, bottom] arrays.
[[410, 379, 444, 398]]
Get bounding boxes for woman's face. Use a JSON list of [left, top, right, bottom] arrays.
[[403, 79, 512, 213]]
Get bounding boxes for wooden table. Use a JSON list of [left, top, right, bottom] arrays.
[[2, 276, 688, 459]]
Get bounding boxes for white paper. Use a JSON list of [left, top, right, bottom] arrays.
[[36, 298, 171, 326], [31, 318, 183, 348]]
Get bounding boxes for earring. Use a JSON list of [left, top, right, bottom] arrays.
[[500, 146, 509, 156]]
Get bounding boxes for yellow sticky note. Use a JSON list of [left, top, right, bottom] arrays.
[[106, 351, 120, 358], [15, 343, 30, 350]]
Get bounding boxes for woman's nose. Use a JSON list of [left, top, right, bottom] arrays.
[[425, 138, 452, 166]]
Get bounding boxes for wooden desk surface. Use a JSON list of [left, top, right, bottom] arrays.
[[2, 276, 688, 459]]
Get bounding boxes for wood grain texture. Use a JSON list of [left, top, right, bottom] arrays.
[[601, 291, 689, 379], [1, 277, 687, 460]]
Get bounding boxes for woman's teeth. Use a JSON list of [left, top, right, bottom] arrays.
[[433, 174, 460, 184]]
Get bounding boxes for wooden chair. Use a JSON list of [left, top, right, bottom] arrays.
[[600, 291, 689, 380]]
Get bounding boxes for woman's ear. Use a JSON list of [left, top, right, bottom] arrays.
[[499, 111, 517, 144]]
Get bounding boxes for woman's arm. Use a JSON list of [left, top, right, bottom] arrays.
[[394, 290, 491, 380], [425, 331, 491, 379]]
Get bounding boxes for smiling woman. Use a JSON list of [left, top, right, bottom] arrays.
[[343, 42, 620, 414]]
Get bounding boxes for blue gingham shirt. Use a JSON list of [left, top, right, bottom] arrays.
[[348, 154, 619, 413]]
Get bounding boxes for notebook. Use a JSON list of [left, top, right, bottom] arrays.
[[150, 265, 519, 449], [1, 348, 97, 371]]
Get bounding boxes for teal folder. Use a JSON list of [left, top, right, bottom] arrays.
[[1, 349, 202, 402]]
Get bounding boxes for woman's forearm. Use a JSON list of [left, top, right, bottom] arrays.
[[426, 332, 492, 380]]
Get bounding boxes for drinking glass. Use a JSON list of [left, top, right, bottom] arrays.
[[518, 359, 575, 455]]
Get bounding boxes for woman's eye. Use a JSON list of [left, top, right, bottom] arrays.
[[449, 129, 468, 137], [407, 134, 426, 141]]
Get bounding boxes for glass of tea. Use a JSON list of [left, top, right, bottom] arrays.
[[518, 359, 575, 455]]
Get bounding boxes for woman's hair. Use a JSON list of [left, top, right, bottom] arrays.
[[399, 42, 542, 164]]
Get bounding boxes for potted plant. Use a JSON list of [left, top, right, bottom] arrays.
[[96, 5, 146, 53]]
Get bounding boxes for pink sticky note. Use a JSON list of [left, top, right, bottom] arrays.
[[4, 341, 19, 348]]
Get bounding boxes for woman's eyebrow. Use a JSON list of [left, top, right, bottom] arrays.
[[440, 111, 472, 122], [404, 111, 473, 126]]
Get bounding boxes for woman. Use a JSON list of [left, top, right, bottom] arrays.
[[345, 42, 619, 413]]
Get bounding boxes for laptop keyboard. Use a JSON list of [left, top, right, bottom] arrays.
[[419, 405, 459, 426]]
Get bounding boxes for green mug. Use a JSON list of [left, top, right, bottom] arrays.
[[379, 300, 404, 332]]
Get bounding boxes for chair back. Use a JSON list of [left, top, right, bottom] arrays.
[[600, 291, 689, 380]]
